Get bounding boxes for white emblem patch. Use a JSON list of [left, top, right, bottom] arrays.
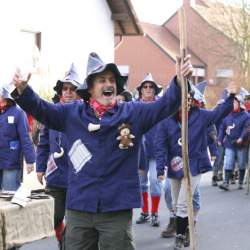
[[45, 154, 58, 177], [226, 123, 235, 135], [8, 116, 14, 124], [170, 156, 183, 172], [69, 139, 92, 173], [88, 123, 101, 132]]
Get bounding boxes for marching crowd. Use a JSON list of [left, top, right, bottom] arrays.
[[0, 52, 249, 250]]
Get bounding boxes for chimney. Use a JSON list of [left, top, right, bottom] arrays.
[[183, 0, 196, 8], [183, 0, 191, 8]]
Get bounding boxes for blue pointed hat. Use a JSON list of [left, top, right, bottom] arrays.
[[189, 82, 205, 103], [54, 63, 81, 95], [220, 88, 229, 100], [196, 80, 207, 95], [193, 86, 205, 103], [235, 87, 250, 109], [0, 83, 15, 101], [240, 87, 249, 100], [76, 52, 126, 101], [136, 73, 162, 96]]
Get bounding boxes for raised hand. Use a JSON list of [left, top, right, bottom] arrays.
[[12, 68, 31, 95], [227, 81, 240, 95], [176, 54, 193, 85]]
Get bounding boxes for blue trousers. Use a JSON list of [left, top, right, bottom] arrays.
[[0, 169, 22, 191], [224, 147, 247, 171], [139, 159, 162, 196]]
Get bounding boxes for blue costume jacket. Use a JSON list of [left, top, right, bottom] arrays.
[[0, 105, 35, 169], [13, 77, 181, 213], [218, 110, 250, 149], [155, 97, 234, 179], [36, 125, 69, 189]]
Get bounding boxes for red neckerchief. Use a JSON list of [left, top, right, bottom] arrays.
[[192, 99, 202, 108], [245, 102, 250, 112], [0, 106, 7, 113], [232, 107, 241, 113], [0, 101, 7, 113], [26, 114, 34, 132], [89, 98, 116, 118], [60, 96, 65, 103]]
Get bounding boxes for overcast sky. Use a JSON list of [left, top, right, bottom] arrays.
[[131, 0, 250, 25], [131, 0, 181, 24]]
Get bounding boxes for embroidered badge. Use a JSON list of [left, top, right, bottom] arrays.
[[69, 139, 92, 173], [170, 156, 183, 172], [117, 123, 135, 149]]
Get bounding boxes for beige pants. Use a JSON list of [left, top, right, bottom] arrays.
[[171, 174, 201, 218]]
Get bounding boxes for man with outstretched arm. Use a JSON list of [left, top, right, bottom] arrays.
[[12, 52, 192, 250]]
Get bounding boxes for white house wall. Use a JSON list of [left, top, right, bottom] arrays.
[[0, 0, 114, 90]]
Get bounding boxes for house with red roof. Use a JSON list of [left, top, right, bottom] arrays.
[[115, 0, 242, 105]]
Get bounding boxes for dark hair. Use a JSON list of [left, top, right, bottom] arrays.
[[120, 91, 133, 102], [6, 99, 15, 107]]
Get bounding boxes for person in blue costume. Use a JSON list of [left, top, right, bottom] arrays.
[[36, 63, 80, 249], [135, 73, 163, 227], [0, 83, 35, 191], [159, 81, 212, 239], [155, 81, 237, 250], [218, 92, 250, 191], [12, 52, 193, 250]]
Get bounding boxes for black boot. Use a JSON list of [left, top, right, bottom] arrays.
[[239, 170, 246, 189], [183, 226, 190, 247], [173, 217, 188, 250], [174, 234, 185, 250], [217, 171, 223, 181], [235, 170, 239, 180], [219, 170, 231, 191], [231, 172, 236, 184], [212, 175, 218, 186], [161, 217, 176, 238]]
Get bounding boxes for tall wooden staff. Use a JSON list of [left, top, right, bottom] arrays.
[[246, 158, 250, 195], [178, 6, 196, 250]]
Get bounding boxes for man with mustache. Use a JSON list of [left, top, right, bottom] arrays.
[[36, 64, 80, 249], [12, 52, 193, 250]]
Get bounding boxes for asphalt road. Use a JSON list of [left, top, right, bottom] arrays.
[[21, 172, 250, 250]]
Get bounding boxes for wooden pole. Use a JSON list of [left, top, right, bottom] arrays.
[[178, 6, 196, 250], [246, 161, 250, 195]]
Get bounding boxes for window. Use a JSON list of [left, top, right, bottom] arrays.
[[192, 67, 205, 77], [216, 69, 234, 78]]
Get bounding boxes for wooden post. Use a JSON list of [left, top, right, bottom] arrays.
[[178, 6, 196, 250], [246, 163, 250, 195]]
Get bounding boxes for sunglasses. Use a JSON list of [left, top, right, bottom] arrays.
[[62, 86, 76, 92], [142, 85, 154, 89]]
